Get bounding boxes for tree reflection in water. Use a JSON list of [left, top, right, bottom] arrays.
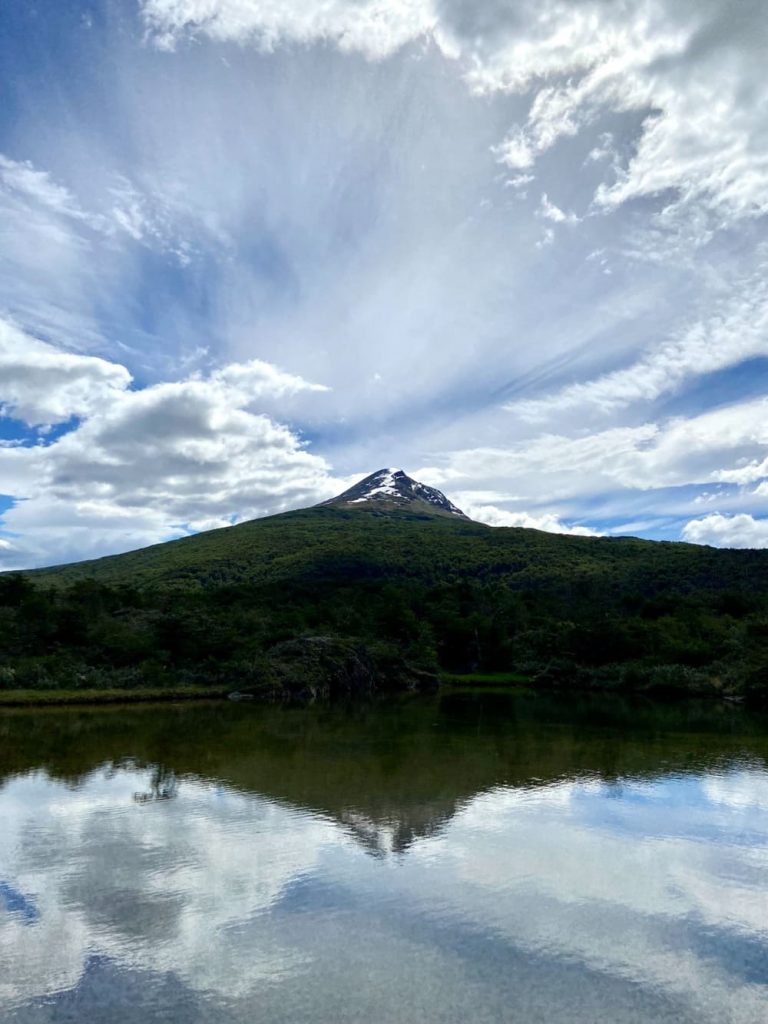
[[133, 765, 178, 804]]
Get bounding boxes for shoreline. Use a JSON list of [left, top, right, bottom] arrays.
[[0, 673, 754, 709], [0, 685, 234, 708]]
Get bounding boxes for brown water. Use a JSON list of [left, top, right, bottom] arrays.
[[1, 691, 767, 1022]]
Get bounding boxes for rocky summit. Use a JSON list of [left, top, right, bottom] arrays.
[[320, 468, 468, 519]]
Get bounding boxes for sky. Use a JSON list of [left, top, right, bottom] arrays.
[[1, 0, 768, 568]]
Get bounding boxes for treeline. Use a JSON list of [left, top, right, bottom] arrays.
[[1, 571, 767, 703]]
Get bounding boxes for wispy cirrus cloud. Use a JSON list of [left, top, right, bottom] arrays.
[[0, 155, 94, 222], [509, 263, 768, 421], [142, 0, 768, 237]]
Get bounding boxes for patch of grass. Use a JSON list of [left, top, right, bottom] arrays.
[[0, 686, 232, 708], [441, 671, 532, 687]]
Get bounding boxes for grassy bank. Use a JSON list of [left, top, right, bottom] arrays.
[[2, 672, 530, 707], [441, 671, 532, 687], [0, 685, 234, 708]]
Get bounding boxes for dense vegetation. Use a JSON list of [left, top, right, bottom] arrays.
[[2, 506, 768, 703]]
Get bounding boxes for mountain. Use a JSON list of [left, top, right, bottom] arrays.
[[320, 468, 468, 519], [5, 469, 768, 703], [19, 468, 768, 597], [24, 470, 481, 589]]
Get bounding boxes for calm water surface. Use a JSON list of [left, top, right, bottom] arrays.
[[1, 692, 767, 1023]]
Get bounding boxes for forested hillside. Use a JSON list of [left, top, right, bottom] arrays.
[[2, 505, 768, 703]]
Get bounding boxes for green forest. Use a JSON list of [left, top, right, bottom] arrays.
[[2, 506, 768, 704]]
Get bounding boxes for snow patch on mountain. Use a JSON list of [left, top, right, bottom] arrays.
[[322, 469, 468, 519], [364, 468, 403, 499]]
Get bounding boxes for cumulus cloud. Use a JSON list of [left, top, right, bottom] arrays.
[[141, 0, 438, 57], [493, 127, 535, 171], [212, 359, 329, 400], [681, 513, 768, 549], [39, 375, 332, 522], [0, 319, 132, 426], [0, 337, 336, 568], [460, 500, 601, 537]]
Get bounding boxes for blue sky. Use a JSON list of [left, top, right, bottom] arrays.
[[1, 0, 768, 568]]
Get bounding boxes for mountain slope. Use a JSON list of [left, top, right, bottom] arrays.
[[6, 471, 768, 703], [24, 482, 768, 598]]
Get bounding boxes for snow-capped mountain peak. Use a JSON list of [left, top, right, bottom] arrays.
[[321, 469, 468, 519]]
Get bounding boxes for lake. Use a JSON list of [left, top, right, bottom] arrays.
[[1, 691, 767, 1023]]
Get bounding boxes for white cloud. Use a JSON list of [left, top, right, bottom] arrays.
[[461, 500, 601, 537], [212, 358, 329, 400], [511, 267, 768, 421], [493, 127, 535, 171], [466, 2, 768, 237], [141, 0, 438, 58], [713, 456, 768, 487], [142, 0, 768, 237], [0, 338, 337, 568], [419, 394, 768, 527], [0, 151, 214, 355], [0, 319, 132, 426], [625, 397, 768, 491], [0, 155, 112, 351], [538, 192, 578, 225], [3, 315, 754, 568], [503, 173, 535, 195], [40, 376, 331, 523], [681, 513, 768, 549], [420, 424, 661, 502], [0, 155, 89, 221]]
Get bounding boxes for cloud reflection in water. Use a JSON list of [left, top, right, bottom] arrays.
[[0, 704, 766, 1023]]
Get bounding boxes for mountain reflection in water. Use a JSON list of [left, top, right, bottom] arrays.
[[0, 692, 767, 1023]]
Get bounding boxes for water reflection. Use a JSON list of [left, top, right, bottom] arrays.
[[0, 694, 767, 1023], [133, 767, 179, 804]]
